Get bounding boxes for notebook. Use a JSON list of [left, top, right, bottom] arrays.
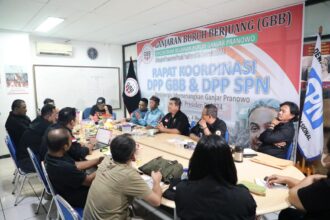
[[93, 128, 112, 150], [240, 180, 266, 196], [250, 154, 293, 169]]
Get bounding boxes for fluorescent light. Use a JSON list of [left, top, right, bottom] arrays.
[[35, 17, 64, 32]]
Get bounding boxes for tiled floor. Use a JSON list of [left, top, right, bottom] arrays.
[[0, 157, 279, 220], [0, 158, 55, 220]]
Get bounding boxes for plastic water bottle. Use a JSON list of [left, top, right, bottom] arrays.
[[181, 168, 189, 180]]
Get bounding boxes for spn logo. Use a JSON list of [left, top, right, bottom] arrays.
[[303, 68, 323, 129]]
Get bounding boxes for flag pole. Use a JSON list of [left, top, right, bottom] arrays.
[[318, 25, 323, 36], [299, 25, 324, 175]]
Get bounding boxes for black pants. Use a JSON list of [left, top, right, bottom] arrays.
[[279, 208, 305, 220], [18, 158, 35, 173]]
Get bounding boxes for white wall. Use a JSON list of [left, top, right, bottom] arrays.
[[0, 32, 34, 155], [0, 32, 123, 156], [30, 36, 124, 119], [31, 37, 123, 68], [124, 44, 137, 61], [304, 2, 330, 37]]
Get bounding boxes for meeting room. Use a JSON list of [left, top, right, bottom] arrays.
[[1, 0, 330, 219]]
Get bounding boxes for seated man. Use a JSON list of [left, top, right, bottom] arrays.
[[17, 104, 57, 173], [258, 101, 299, 159], [42, 107, 93, 161], [267, 138, 330, 220], [137, 96, 164, 128], [130, 98, 148, 124], [89, 97, 113, 120], [83, 134, 162, 219], [190, 104, 227, 142], [158, 97, 190, 136], [45, 127, 103, 208], [5, 99, 31, 148]]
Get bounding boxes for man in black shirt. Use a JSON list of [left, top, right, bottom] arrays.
[[89, 97, 113, 119], [17, 104, 57, 173], [45, 127, 103, 208], [190, 104, 227, 142], [267, 138, 330, 220], [5, 99, 31, 148], [42, 107, 93, 161], [158, 97, 189, 136], [258, 101, 299, 159]]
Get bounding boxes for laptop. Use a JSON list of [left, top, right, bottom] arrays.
[[93, 128, 112, 150]]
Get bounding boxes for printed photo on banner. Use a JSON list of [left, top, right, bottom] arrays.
[[233, 98, 281, 148], [302, 40, 330, 81], [5, 65, 29, 94], [137, 4, 303, 146]]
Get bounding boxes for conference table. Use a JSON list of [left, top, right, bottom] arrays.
[[86, 128, 305, 216]]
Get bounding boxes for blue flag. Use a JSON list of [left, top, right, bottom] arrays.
[[298, 34, 323, 160]]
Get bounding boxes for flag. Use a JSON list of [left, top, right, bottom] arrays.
[[298, 33, 323, 160], [123, 58, 141, 113]]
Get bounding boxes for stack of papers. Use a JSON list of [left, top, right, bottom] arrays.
[[255, 178, 287, 189], [141, 175, 164, 189], [243, 148, 258, 157], [141, 175, 154, 189]]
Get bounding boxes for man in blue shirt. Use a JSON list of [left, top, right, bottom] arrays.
[[130, 98, 148, 124], [138, 96, 164, 128]]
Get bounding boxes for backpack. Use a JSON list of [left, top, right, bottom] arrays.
[[138, 156, 184, 183]]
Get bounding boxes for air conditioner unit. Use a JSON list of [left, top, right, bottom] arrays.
[[36, 42, 73, 56]]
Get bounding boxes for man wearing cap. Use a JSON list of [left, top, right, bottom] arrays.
[[89, 97, 113, 119]]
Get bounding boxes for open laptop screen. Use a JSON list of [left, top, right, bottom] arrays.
[[95, 128, 112, 145]]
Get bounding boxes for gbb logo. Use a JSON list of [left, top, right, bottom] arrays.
[[303, 69, 323, 129], [141, 44, 154, 64], [124, 78, 139, 97]]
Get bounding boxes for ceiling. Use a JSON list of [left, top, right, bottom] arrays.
[[0, 0, 310, 45]]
